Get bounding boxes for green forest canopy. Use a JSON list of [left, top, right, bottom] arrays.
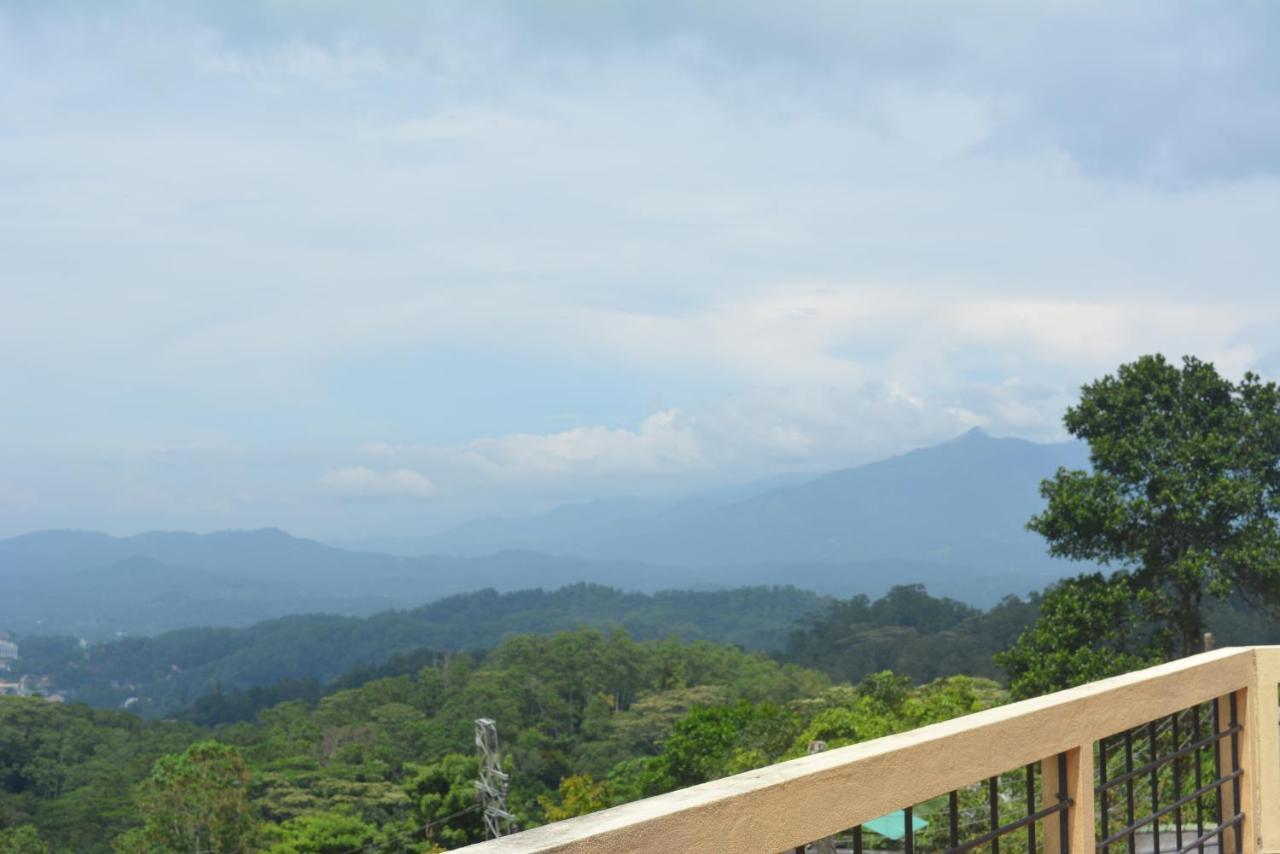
[[0, 626, 1007, 852], [5, 582, 1280, 851], [0, 583, 1036, 848], [14, 584, 829, 715]]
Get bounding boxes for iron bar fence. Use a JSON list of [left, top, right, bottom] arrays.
[[788, 696, 1250, 854], [791, 759, 1070, 854], [1092, 697, 1243, 854]]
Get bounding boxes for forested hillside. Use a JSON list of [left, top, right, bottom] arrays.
[[8, 584, 1280, 851], [783, 584, 1040, 682], [17, 585, 1049, 718], [15, 585, 829, 715], [23, 578, 1278, 724], [0, 629, 1006, 852]]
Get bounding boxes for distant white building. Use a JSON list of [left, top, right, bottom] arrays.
[[0, 638, 17, 672]]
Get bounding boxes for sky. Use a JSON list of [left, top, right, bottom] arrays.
[[3, 1, 1280, 538]]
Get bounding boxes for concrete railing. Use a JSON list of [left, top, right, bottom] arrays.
[[462, 647, 1280, 853]]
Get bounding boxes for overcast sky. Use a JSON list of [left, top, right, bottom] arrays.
[[4, 1, 1280, 538]]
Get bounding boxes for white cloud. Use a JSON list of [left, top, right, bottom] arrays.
[[455, 409, 710, 480], [5, 2, 1280, 534], [385, 383, 990, 495], [318, 467, 437, 501], [945, 300, 1255, 366]]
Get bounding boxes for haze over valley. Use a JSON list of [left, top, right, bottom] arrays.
[[1, 429, 1087, 638]]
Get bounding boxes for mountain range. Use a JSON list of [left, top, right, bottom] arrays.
[[406, 427, 1089, 569], [0, 428, 1092, 637]]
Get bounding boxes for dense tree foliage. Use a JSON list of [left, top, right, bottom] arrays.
[[784, 584, 1038, 683], [170, 585, 1035, 728], [1030, 354, 1280, 656], [995, 573, 1163, 699], [113, 741, 256, 853], [258, 809, 381, 854], [0, 825, 49, 854], [0, 627, 1006, 851], [9, 574, 1278, 848], [995, 575, 1280, 701], [17, 585, 827, 715], [0, 698, 198, 849]]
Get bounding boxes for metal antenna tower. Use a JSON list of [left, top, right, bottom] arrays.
[[474, 718, 515, 839]]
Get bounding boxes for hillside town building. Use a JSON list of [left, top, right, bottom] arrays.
[[0, 632, 17, 672]]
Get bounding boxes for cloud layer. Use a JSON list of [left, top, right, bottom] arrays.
[[3, 2, 1280, 536]]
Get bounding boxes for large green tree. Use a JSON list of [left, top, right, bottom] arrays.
[[114, 741, 257, 854], [0, 826, 48, 854], [995, 573, 1162, 699], [402, 754, 484, 849], [257, 809, 380, 854], [1029, 354, 1280, 656]]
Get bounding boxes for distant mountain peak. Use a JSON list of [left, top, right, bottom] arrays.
[[953, 426, 990, 441]]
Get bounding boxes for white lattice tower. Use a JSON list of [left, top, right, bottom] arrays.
[[475, 718, 515, 839]]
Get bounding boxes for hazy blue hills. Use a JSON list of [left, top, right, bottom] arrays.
[[0, 553, 395, 638], [0, 545, 1027, 638], [0, 527, 392, 585], [0, 429, 1090, 637], [583, 428, 1090, 571], [0, 536, 666, 637], [335, 470, 818, 557], [397, 427, 1089, 581]]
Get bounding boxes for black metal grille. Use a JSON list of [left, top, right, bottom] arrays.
[[1094, 696, 1243, 854], [794, 753, 1071, 853], [791, 691, 1251, 854]]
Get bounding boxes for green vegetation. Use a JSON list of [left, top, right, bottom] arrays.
[[173, 585, 1033, 732], [995, 573, 1162, 699], [6, 581, 1280, 850], [0, 628, 1006, 852], [1029, 354, 1280, 657], [0, 697, 199, 849], [0, 824, 50, 854], [16, 584, 828, 715], [783, 584, 1038, 683], [113, 741, 256, 853], [1000, 354, 1280, 698]]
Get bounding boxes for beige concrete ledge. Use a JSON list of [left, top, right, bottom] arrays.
[[460, 647, 1280, 854]]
